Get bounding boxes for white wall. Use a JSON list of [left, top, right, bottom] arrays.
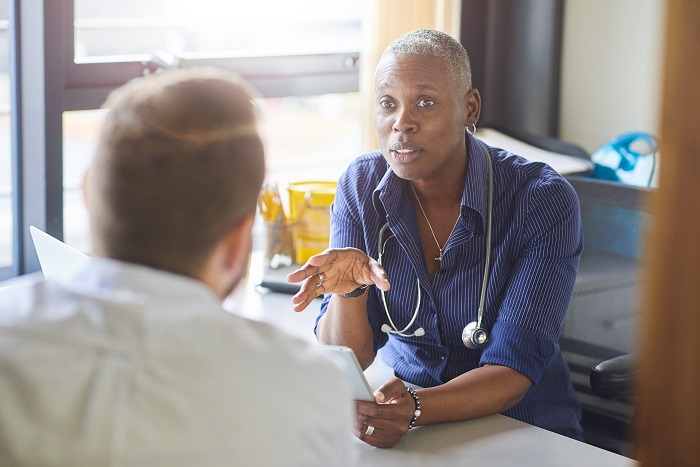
[[559, 0, 665, 153]]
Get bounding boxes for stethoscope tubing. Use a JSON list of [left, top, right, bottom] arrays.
[[377, 151, 494, 340]]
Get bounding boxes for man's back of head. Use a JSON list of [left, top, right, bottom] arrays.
[[86, 68, 265, 278]]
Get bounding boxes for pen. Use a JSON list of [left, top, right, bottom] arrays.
[[258, 183, 287, 224]]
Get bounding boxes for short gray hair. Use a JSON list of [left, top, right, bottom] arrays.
[[380, 29, 472, 92]]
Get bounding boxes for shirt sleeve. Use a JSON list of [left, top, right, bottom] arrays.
[[480, 176, 583, 385]]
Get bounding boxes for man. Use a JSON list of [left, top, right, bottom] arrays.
[[288, 29, 583, 448], [0, 68, 355, 466]]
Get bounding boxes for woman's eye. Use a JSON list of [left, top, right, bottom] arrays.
[[417, 99, 434, 108], [379, 100, 396, 109]]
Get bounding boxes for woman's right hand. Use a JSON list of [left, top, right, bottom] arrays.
[[286, 247, 390, 312]]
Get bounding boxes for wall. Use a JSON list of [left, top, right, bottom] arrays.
[[461, 0, 565, 138], [559, 0, 665, 153]]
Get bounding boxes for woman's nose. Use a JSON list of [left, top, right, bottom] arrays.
[[392, 107, 416, 133]]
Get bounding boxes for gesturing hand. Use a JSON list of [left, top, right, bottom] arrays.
[[286, 247, 390, 312]]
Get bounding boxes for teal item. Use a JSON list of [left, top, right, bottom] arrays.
[[590, 132, 658, 187]]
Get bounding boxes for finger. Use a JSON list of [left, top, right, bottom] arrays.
[[290, 293, 314, 312], [287, 248, 340, 281], [354, 402, 411, 446], [354, 417, 381, 439], [354, 421, 403, 449], [291, 299, 314, 313], [353, 420, 377, 436], [355, 400, 379, 416], [290, 279, 324, 312], [368, 260, 391, 291], [286, 264, 320, 284], [372, 377, 407, 403], [286, 248, 342, 284], [353, 425, 381, 447]]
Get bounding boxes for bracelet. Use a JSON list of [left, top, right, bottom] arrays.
[[406, 387, 421, 429], [340, 285, 369, 298]]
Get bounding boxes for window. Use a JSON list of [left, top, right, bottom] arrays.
[[67, 1, 362, 103], [62, 109, 106, 253], [62, 94, 362, 255], [74, 0, 362, 60], [9, 1, 363, 275], [0, 1, 11, 275]]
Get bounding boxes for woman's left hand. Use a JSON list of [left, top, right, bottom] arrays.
[[353, 378, 416, 448]]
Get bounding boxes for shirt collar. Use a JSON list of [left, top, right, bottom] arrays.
[[62, 257, 222, 307], [463, 133, 491, 234], [371, 163, 400, 221]]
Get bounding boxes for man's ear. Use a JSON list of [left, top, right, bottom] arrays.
[[198, 212, 256, 300], [82, 167, 92, 212], [220, 212, 255, 272]]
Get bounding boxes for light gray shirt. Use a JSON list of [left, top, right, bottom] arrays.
[[0, 258, 356, 467]]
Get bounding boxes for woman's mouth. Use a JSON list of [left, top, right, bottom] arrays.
[[391, 148, 422, 162], [390, 143, 423, 163]]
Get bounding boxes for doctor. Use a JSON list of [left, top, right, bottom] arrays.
[[288, 29, 583, 448]]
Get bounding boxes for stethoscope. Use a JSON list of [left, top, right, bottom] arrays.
[[378, 152, 494, 349]]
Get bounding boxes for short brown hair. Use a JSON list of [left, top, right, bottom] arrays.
[[87, 68, 265, 276]]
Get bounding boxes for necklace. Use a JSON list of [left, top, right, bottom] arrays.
[[411, 184, 461, 261]]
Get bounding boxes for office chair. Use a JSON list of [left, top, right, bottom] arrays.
[[560, 176, 654, 457], [590, 353, 636, 401]]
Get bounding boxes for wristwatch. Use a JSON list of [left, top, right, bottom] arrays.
[[340, 285, 369, 298]]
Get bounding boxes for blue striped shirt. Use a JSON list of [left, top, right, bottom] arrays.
[[318, 134, 584, 439]]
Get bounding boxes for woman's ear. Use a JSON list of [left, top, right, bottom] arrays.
[[466, 88, 481, 127]]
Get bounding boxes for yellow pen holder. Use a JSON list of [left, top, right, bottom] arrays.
[[288, 181, 337, 265]]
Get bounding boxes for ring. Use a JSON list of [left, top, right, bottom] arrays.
[[317, 273, 325, 287], [364, 425, 374, 436]]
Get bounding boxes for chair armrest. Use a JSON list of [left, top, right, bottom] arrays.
[[590, 354, 636, 400]]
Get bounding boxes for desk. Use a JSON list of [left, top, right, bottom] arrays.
[[355, 415, 635, 466], [225, 259, 637, 467]]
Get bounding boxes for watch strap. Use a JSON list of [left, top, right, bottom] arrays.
[[340, 285, 369, 298]]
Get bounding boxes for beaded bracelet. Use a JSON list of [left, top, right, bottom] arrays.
[[406, 387, 421, 429]]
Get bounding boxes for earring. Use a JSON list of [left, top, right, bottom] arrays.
[[466, 123, 477, 136]]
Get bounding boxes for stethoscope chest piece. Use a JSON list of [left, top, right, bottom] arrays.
[[462, 321, 488, 349]]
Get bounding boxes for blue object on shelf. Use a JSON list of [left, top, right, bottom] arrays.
[[589, 132, 658, 187]]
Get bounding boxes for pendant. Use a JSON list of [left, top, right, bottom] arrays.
[[435, 250, 443, 261]]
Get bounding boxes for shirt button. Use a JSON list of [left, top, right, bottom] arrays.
[[441, 356, 445, 360]]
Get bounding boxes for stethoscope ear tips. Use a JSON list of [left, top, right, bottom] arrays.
[[381, 323, 426, 337]]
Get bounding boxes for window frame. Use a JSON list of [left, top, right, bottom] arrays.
[[7, 0, 359, 277]]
